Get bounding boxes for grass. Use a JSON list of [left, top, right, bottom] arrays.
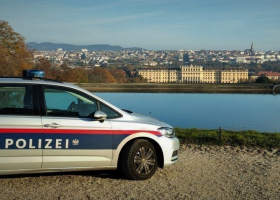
[[77, 83, 275, 93], [175, 128, 280, 148]]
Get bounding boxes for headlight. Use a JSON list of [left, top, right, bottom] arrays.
[[158, 127, 175, 138]]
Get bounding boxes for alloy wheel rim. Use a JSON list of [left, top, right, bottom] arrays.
[[133, 147, 155, 175]]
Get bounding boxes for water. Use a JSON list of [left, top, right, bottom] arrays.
[[95, 93, 280, 133]]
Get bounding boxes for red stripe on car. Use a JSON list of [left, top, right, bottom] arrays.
[[0, 128, 161, 136]]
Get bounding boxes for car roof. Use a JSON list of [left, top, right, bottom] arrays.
[[0, 77, 87, 94], [0, 77, 59, 83], [0, 77, 71, 86]]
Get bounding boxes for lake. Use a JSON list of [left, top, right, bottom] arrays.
[[95, 93, 280, 133]]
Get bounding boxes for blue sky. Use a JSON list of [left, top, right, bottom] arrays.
[[0, 0, 279, 50]]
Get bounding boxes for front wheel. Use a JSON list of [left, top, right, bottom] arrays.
[[120, 139, 158, 180]]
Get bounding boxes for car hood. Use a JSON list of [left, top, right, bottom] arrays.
[[129, 112, 171, 128]]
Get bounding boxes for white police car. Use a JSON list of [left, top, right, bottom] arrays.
[[0, 70, 179, 180]]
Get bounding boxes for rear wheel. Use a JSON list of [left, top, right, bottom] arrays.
[[120, 139, 158, 180]]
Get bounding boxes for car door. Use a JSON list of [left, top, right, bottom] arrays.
[[0, 84, 42, 172], [39, 85, 112, 169]]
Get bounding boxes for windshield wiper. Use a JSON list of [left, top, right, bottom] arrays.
[[121, 109, 133, 113]]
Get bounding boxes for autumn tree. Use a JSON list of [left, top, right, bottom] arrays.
[[0, 20, 33, 76], [123, 64, 134, 72], [52, 70, 64, 81], [122, 64, 135, 77], [74, 68, 88, 83], [60, 62, 70, 70], [63, 68, 88, 83], [88, 68, 116, 83], [109, 68, 127, 83], [129, 75, 147, 83], [34, 57, 53, 78]]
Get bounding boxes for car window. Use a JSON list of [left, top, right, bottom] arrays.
[[43, 86, 98, 118], [0, 85, 35, 115], [100, 103, 121, 119]]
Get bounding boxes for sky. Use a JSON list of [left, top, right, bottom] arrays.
[[0, 0, 280, 51]]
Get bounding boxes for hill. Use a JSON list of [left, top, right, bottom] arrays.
[[26, 42, 143, 51]]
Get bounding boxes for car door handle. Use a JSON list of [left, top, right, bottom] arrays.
[[44, 123, 61, 128]]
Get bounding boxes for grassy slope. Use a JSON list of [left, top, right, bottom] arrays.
[[175, 128, 280, 148]]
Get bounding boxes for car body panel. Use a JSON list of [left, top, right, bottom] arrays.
[[41, 116, 113, 168], [0, 116, 43, 170]]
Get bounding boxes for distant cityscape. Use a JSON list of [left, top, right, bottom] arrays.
[[32, 42, 280, 67], [31, 42, 280, 83]]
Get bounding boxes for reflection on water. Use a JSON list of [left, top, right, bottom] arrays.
[[95, 93, 280, 133]]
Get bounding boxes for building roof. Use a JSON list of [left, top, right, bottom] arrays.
[[257, 71, 280, 76], [139, 67, 179, 71]]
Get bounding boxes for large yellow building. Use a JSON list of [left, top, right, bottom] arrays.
[[138, 65, 248, 83]]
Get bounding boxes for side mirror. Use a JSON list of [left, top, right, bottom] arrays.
[[93, 111, 107, 122]]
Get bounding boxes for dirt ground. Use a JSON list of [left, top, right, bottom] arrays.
[[0, 145, 279, 200]]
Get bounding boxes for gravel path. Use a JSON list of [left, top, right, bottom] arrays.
[[1, 145, 279, 200]]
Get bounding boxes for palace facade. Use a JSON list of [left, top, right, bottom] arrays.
[[138, 65, 248, 83]]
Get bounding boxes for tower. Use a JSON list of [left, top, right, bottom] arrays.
[[251, 42, 254, 52]]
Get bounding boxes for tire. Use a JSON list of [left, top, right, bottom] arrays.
[[120, 139, 158, 180]]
